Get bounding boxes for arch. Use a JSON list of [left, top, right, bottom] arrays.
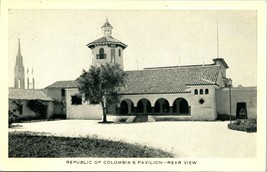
[[155, 101, 160, 113], [99, 48, 105, 59], [119, 99, 134, 115], [205, 89, 209, 94], [180, 99, 189, 114], [194, 89, 198, 95], [137, 98, 152, 114], [200, 89, 203, 95], [154, 98, 170, 114], [146, 101, 152, 113], [173, 98, 189, 114], [137, 100, 144, 113], [120, 100, 128, 114]]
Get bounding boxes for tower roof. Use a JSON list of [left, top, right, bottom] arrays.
[[101, 18, 113, 28], [87, 36, 127, 49]]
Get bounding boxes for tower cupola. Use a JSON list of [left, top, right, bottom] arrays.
[[102, 18, 113, 37], [87, 18, 127, 70]]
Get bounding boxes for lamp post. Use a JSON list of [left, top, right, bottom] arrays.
[[228, 78, 232, 124]]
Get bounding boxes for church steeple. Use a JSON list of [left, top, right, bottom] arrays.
[[17, 38, 21, 56], [14, 38, 25, 89]]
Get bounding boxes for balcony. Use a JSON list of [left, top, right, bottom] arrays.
[[96, 54, 106, 59]]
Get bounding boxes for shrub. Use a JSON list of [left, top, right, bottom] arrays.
[[27, 100, 47, 119], [8, 110, 20, 128], [228, 119, 257, 132]]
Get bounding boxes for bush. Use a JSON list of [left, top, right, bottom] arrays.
[[8, 110, 19, 128], [228, 119, 257, 132]]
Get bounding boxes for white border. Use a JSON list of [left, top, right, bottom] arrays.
[[0, 0, 266, 171]]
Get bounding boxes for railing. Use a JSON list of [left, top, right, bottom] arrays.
[[96, 54, 106, 59]]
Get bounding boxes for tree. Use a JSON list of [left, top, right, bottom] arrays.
[[27, 100, 47, 119], [77, 63, 127, 123]]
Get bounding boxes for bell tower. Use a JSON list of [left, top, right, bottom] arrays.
[[14, 39, 25, 89], [87, 18, 127, 70], [102, 18, 113, 37]]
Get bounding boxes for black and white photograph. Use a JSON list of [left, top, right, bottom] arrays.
[[1, 0, 266, 171]]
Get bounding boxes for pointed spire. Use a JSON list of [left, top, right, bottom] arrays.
[[106, 16, 108, 22], [17, 38, 21, 56]]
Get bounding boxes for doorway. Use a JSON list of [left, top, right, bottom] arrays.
[[236, 102, 247, 119]]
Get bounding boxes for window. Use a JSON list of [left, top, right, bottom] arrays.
[[111, 49, 115, 62], [18, 79, 21, 89], [194, 89, 198, 95], [71, 95, 82, 105], [200, 89, 203, 95], [97, 48, 106, 59], [118, 49, 121, 57], [61, 89, 65, 97], [199, 98, 205, 105], [205, 89, 209, 94]]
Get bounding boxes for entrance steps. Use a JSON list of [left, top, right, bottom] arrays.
[[125, 115, 156, 123], [126, 116, 136, 123]]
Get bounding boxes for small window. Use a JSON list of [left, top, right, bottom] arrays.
[[118, 49, 121, 57], [71, 95, 82, 105], [199, 98, 205, 105], [205, 89, 209, 94], [61, 89, 65, 97], [200, 89, 203, 95], [98, 48, 106, 59], [194, 89, 198, 95]]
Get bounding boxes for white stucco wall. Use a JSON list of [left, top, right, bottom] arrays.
[[215, 87, 257, 119], [65, 88, 102, 120], [119, 84, 218, 121], [92, 46, 124, 69]]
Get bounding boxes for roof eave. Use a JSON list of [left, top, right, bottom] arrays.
[[87, 42, 127, 49]]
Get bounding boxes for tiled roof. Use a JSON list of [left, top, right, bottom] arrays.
[[87, 36, 127, 49], [9, 88, 53, 101], [45, 80, 78, 89], [119, 65, 221, 94], [45, 64, 221, 94]]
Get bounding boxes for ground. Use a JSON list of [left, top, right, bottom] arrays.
[[9, 117, 257, 158]]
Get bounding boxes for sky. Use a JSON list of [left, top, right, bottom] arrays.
[[8, 10, 257, 89]]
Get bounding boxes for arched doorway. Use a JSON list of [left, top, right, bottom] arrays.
[[154, 98, 170, 114], [119, 99, 134, 115], [137, 101, 144, 113], [120, 100, 128, 114], [137, 99, 152, 114], [155, 101, 160, 113], [146, 101, 152, 113], [173, 98, 189, 115]]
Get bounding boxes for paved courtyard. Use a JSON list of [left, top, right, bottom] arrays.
[[9, 118, 257, 158]]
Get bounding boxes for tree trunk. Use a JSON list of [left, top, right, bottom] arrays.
[[101, 99, 107, 123]]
